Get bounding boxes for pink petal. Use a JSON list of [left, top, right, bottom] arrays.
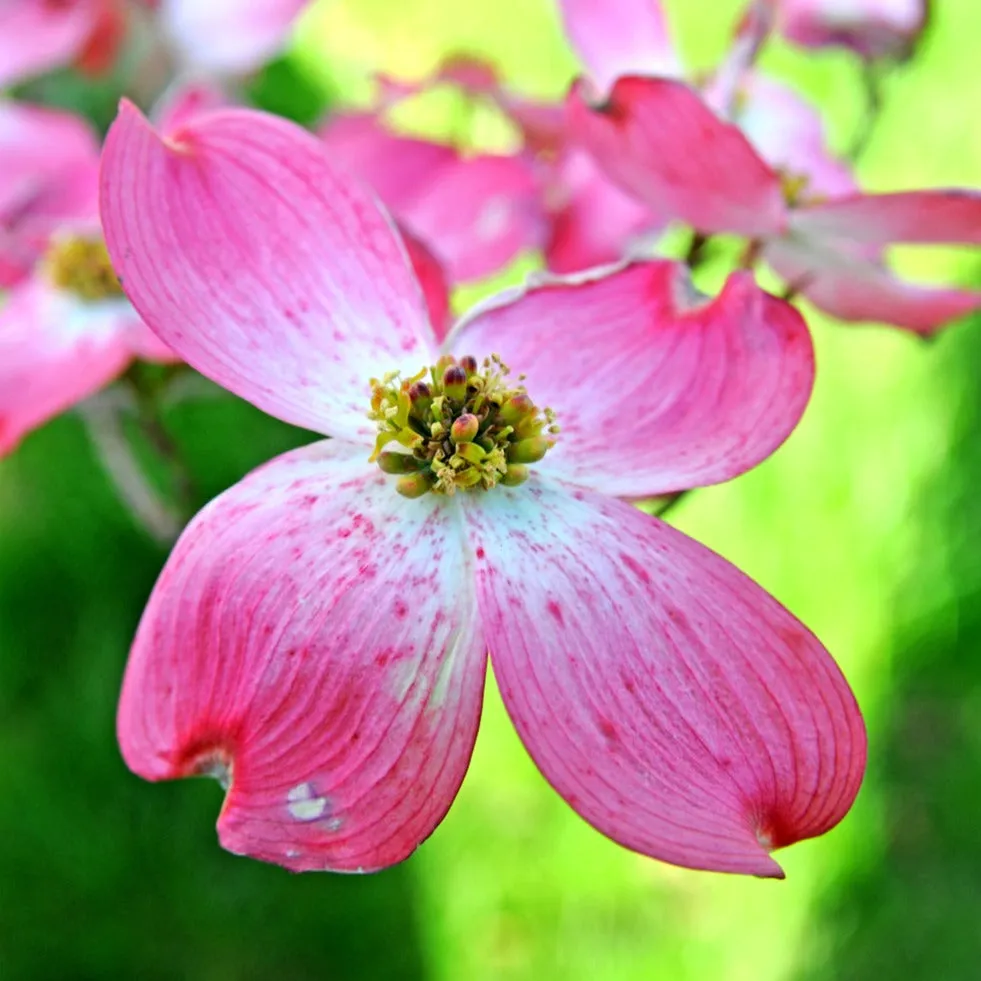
[[159, 0, 311, 73], [497, 94, 567, 156], [0, 277, 134, 455], [545, 147, 662, 274], [778, 0, 927, 59], [7, 159, 102, 252], [557, 0, 681, 96], [320, 113, 458, 213], [399, 153, 547, 282], [765, 237, 981, 334], [398, 225, 452, 342], [0, 228, 36, 289], [126, 321, 180, 363], [793, 190, 981, 247], [466, 478, 865, 876], [0, 100, 99, 222], [0, 0, 100, 87], [704, 0, 779, 118], [100, 102, 437, 443], [734, 75, 857, 199], [73, 0, 127, 76], [567, 76, 786, 237], [450, 261, 813, 498], [119, 440, 487, 872], [152, 76, 231, 134]]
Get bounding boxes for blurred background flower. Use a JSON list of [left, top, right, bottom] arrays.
[[1, 0, 980, 979]]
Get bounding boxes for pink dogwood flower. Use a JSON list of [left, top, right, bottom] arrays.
[[0, 0, 312, 89], [101, 102, 865, 877], [0, 100, 173, 455], [347, 58, 661, 276], [558, 0, 832, 181], [555, 0, 981, 332], [0, 0, 126, 88], [320, 112, 547, 285], [569, 76, 981, 333], [776, 0, 928, 60], [154, 0, 312, 74]]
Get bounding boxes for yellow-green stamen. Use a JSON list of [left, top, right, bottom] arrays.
[[369, 354, 559, 497], [43, 236, 123, 302]]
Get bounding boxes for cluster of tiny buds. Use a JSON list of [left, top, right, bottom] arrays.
[[368, 354, 560, 498], [43, 235, 123, 302]]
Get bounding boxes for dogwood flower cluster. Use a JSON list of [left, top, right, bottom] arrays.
[[0, 0, 973, 880]]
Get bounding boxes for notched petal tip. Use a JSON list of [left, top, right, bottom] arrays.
[[469, 480, 865, 878], [101, 101, 437, 441], [118, 442, 486, 874]]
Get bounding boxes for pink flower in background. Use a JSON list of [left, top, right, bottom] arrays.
[[350, 57, 662, 276], [0, 101, 173, 455], [569, 76, 981, 333], [101, 102, 865, 877], [777, 0, 928, 60], [320, 112, 547, 285], [155, 0, 312, 74], [0, 0, 312, 88], [0, 0, 126, 88], [555, 0, 981, 333], [556, 0, 682, 98]]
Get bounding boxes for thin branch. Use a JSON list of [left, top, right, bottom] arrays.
[[80, 393, 182, 546], [651, 490, 690, 519], [848, 61, 886, 163], [122, 364, 197, 519]]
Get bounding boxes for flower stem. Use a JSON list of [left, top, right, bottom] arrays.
[[848, 61, 886, 162], [651, 490, 690, 519], [80, 392, 183, 546], [685, 232, 710, 270], [121, 363, 197, 520]]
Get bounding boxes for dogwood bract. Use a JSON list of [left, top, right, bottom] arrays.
[[0, 100, 173, 455], [776, 0, 927, 60], [0, 0, 313, 88], [100, 103, 866, 876]]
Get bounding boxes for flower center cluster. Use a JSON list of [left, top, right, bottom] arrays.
[[779, 171, 827, 208], [369, 354, 558, 498], [43, 235, 124, 302]]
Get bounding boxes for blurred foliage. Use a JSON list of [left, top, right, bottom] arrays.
[[2, 0, 981, 979]]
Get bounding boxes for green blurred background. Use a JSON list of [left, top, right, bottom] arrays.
[[3, 0, 981, 978]]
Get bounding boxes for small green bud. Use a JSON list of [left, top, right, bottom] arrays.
[[443, 365, 468, 401], [500, 464, 529, 487], [507, 437, 550, 464], [450, 413, 480, 444], [408, 381, 432, 417], [456, 441, 487, 465], [459, 355, 478, 376], [513, 413, 544, 439], [396, 471, 434, 498], [455, 468, 485, 488], [378, 452, 424, 475], [499, 394, 534, 426]]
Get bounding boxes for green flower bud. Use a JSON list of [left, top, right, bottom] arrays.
[[450, 413, 480, 444], [507, 437, 551, 464], [500, 464, 529, 487], [456, 441, 487, 465], [408, 381, 432, 417], [443, 365, 468, 401], [396, 471, 434, 498], [499, 394, 534, 426], [377, 452, 424, 475]]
